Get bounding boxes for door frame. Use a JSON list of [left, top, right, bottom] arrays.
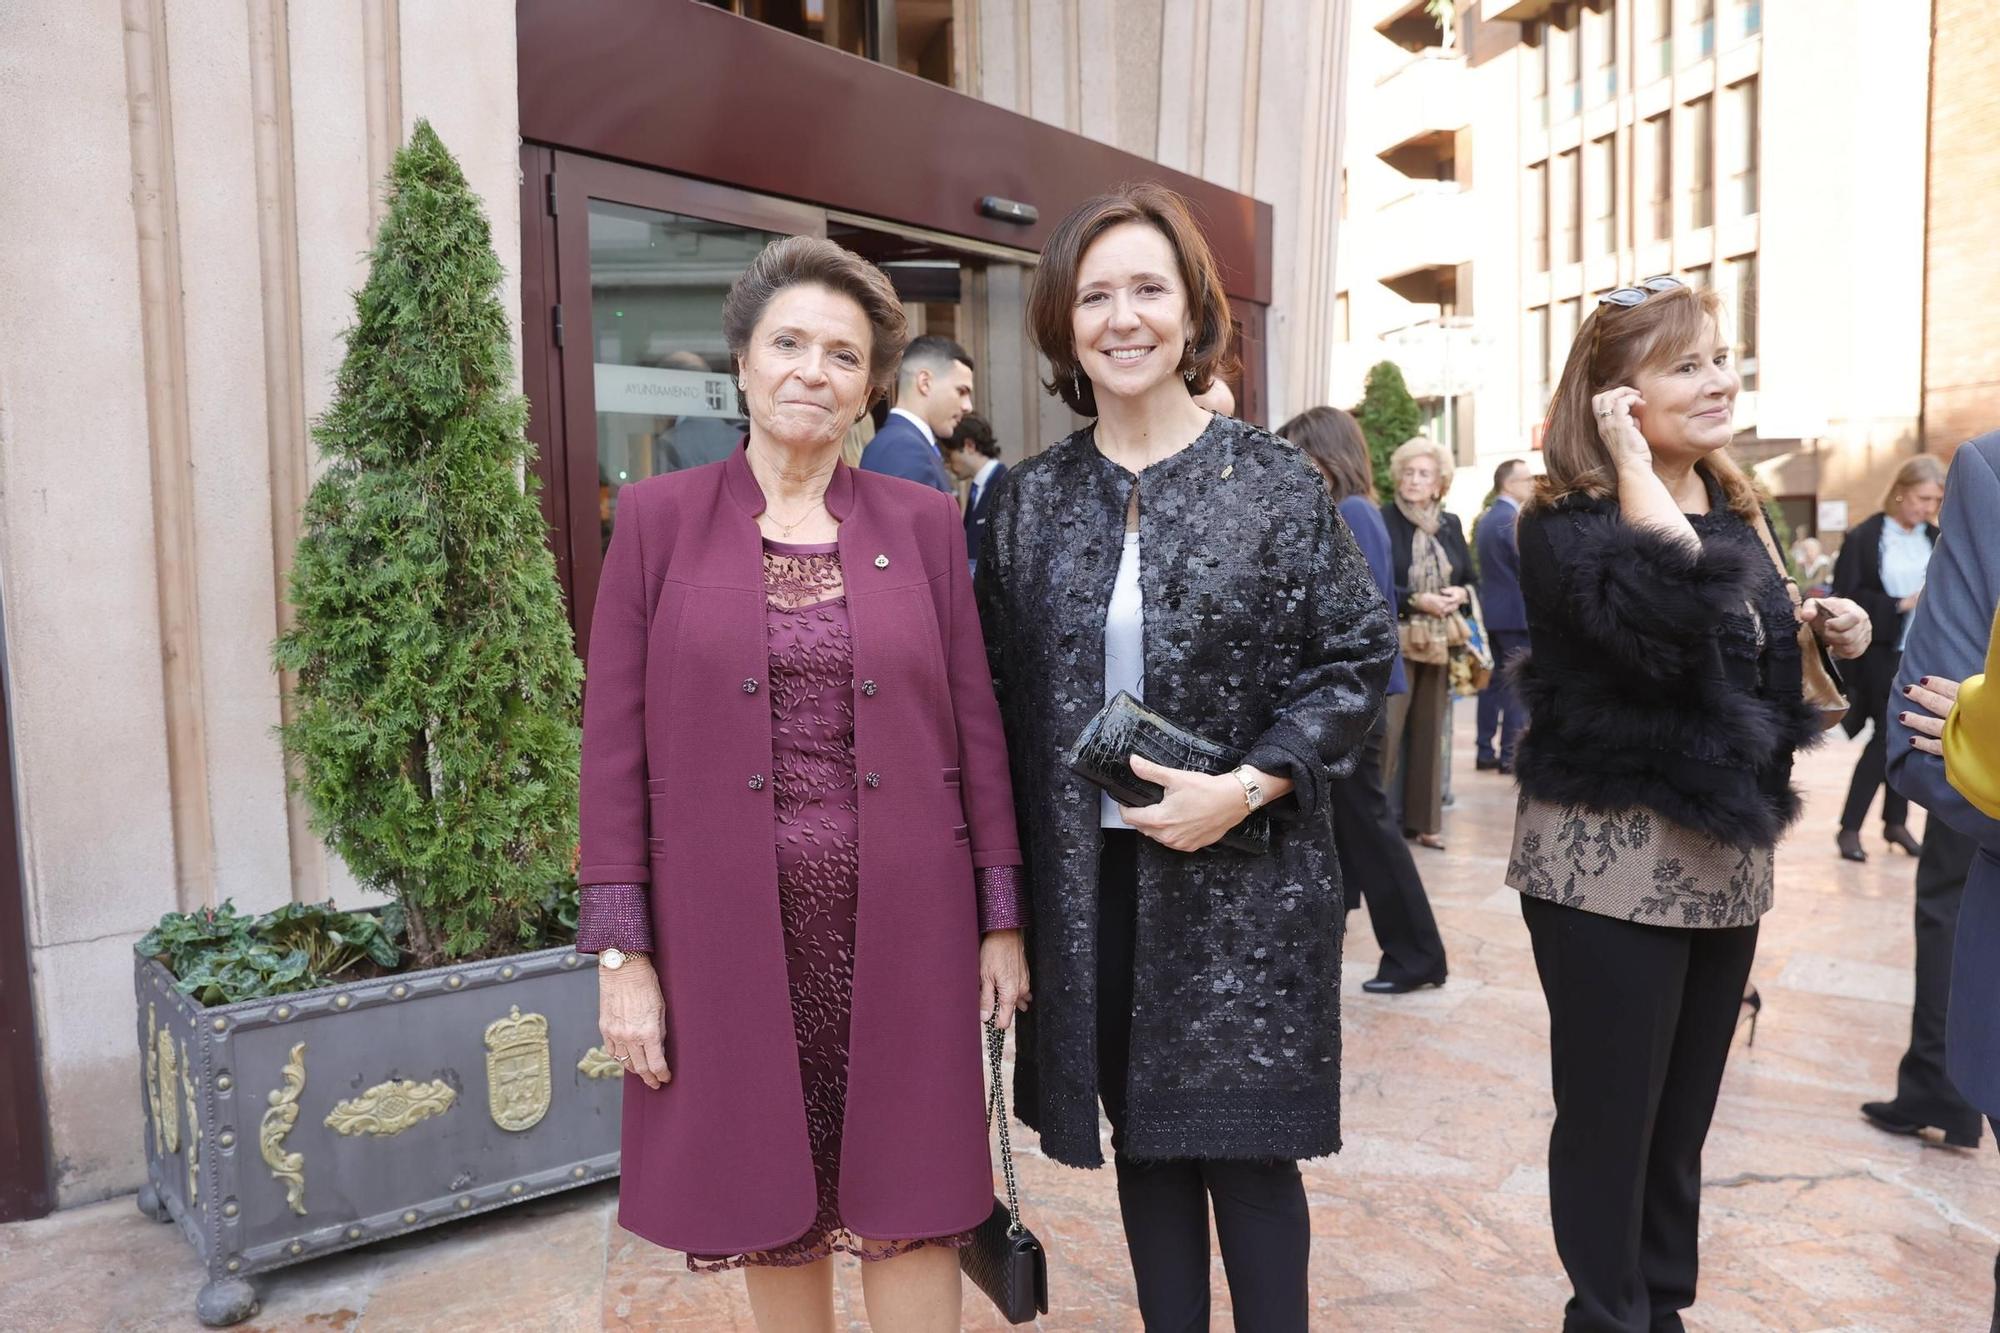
[[523, 149, 826, 653], [0, 593, 52, 1222]]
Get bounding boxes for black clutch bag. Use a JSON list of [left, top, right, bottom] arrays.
[[960, 1014, 1048, 1324], [1063, 690, 1273, 855]]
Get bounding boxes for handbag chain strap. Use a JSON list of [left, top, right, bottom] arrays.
[[984, 1007, 1024, 1237]]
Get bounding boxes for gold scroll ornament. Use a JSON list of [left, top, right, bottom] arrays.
[[576, 1046, 624, 1080], [325, 1079, 457, 1137], [260, 1043, 308, 1215], [180, 1039, 200, 1205], [145, 1005, 164, 1156], [484, 1006, 551, 1132], [156, 1023, 180, 1155]]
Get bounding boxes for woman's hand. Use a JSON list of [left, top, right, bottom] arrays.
[[1410, 591, 1453, 618], [978, 930, 1031, 1032], [1121, 756, 1288, 853], [1901, 676, 1960, 757], [1592, 386, 1653, 472], [598, 958, 671, 1089], [1801, 596, 1872, 660]]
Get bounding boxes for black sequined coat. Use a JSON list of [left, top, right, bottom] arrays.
[[974, 416, 1396, 1167]]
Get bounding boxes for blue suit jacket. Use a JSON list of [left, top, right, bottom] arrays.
[[1475, 499, 1528, 633], [858, 413, 952, 493], [1887, 432, 2000, 1117], [965, 461, 1008, 569], [1339, 495, 1408, 696]]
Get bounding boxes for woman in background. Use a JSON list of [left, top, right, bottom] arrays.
[[1831, 454, 1947, 862], [1379, 437, 1474, 851], [1282, 407, 1449, 994]]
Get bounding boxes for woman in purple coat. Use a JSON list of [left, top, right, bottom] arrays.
[[575, 236, 1030, 1332]]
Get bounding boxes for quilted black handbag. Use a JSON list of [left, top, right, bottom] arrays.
[[959, 1012, 1048, 1324], [1063, 690, 1272, 855]]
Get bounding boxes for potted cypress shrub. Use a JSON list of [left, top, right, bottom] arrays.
[[1354, 360, 1423, 502], [132, 121, 614, 1327]]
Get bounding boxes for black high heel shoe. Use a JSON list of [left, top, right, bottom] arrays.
[[1884, 825, 1924, 857], [1739, 988, 1762, 1047], [1837, 829, 1868, 863]]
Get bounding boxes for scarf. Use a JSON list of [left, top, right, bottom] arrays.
[[1396, 497, 1461, 666]]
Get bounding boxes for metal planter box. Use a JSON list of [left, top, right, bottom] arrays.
[[133, 944, 621, 1326]]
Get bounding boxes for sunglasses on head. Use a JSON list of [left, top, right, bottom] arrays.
[[1596, 275, 1685, 309]]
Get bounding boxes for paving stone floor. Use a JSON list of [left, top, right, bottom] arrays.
[[4, 728, 1996, 1331]]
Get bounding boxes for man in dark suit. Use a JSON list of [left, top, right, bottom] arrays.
[[858, 335, 973, 493], [1474, 458, 1534, 773], [944, 413, 1005, 572]]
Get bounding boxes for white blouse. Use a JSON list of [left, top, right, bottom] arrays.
[[1102, 530, 1145, 829]]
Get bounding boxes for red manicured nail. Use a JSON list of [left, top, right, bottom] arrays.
[[1921, 677, 1933, 686]]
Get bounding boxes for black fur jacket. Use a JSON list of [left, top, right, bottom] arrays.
[[974, 416, 1395, 1167], [1511, 478, 1822, 850]]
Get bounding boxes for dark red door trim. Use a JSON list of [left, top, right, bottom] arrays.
[[541, 153, 825, 653], [0, 603, 52, 1222], [516, 0, 1273, 305]]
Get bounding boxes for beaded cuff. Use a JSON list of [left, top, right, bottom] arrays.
[[575, 884, 654, 954], [976, 865, 1028, 933]]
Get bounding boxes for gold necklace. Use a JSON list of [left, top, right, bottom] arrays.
[[764, 495, 826, 539]]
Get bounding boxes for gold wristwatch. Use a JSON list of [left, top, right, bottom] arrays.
[[1230, 765, 1267, 813]]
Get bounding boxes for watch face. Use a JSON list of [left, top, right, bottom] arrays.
[[600, 948, 624, 969]]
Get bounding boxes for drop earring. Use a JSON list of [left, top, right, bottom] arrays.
[[1071, 366, 1081, 399], [1184, 368, 1195, 383]]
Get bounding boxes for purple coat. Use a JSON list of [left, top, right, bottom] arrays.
[[578, 447, 1021, 1254]]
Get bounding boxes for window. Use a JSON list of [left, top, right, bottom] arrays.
[[1554, 298, 1581, 377], [1686, 263, 1711, 289], [1551, 21, 1581, 120], [1588, 4, 1618, 106], [1528, 305, 1552, 417], [1728, 254, 1758, 388], [1527, 21, 1550, 126], [1554, 150, 1581, 265], [1645, 113, 1672, 240], [1729, 77, 1759, 216], [1590, 136, 1617, 254], [1691, 0, 1716, 58], [1335, 292, 1351, 343], [1734, 0, 1762, 38], [1528, 161, 1550, 272], [1645, 0, 1673, 80], [1687, 95, 1714, 230]]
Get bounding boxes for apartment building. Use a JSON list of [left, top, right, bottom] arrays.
[[1335, 0, 1934, 530]]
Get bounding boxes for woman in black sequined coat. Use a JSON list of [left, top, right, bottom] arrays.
[[974, 185, 1394, 1329]]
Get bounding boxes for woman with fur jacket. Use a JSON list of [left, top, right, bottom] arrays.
[[1504, 276, 1870, 1333]]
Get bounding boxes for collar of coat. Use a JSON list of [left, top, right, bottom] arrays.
[[722, 441, 857, 522]]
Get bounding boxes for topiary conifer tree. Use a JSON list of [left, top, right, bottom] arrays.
[[274, 120, 582, 967], [1355, 361, 1424, 501]]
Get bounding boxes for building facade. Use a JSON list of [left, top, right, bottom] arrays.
[[0, 0, 1349, 1215], [1333, 0, 1952, 534]]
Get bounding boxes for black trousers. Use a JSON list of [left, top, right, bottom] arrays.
[[1334, 714, 1448, 984], [1841, 653, 1912, 832], [1475, 629, 1531, 766], [1097, 830, 1311, 1333], [1889, 820, 1982, 1139], [1521, 894, 1760, 1333]]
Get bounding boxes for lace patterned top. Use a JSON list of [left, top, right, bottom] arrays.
[[1506, 795, 1775, 928]]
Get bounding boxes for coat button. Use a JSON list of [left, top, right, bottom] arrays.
[[865, 773, 881, 788], [874, 554, 889, 569], [742, 679, 759, 694], [748, 774, 765, 791], [860, 680, 877, 697]]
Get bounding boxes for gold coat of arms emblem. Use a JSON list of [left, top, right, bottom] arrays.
[[483, 1005, 551, 1132]]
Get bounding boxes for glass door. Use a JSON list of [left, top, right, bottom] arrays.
[[537, 154, 823, 652]]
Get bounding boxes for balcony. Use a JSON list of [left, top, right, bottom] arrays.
[[1488, 0, 1560, 20], [1373, 50, 1468, 179], [1371, 184, 1474, 303]]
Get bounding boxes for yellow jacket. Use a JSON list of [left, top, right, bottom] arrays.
[[1945, 602, 2000, 820]]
